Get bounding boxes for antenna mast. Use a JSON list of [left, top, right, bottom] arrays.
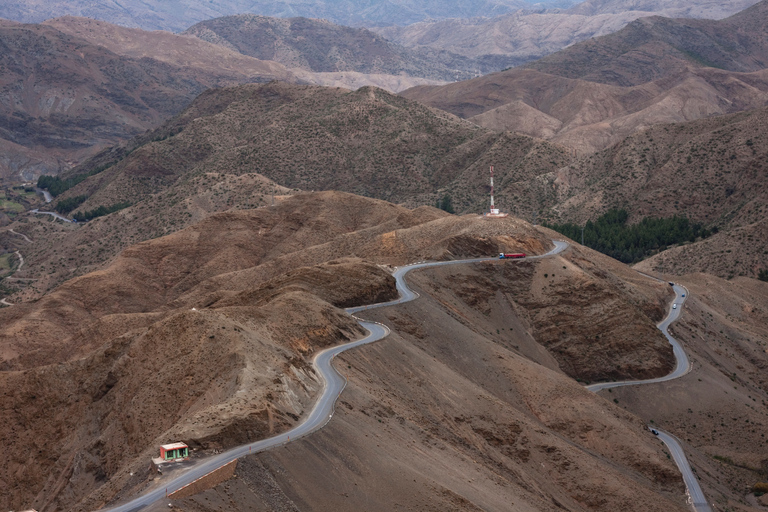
[[489, 166, 499, 215], [484, 165, 508, 218]]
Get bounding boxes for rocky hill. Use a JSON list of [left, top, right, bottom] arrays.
[[400, 0, 768, 153], [402, 66, 768, 153], [44, 16, 450, 93], [377, 0, 760, 69], [182, 14, 486, 81], [526, 0, 768, 85], [6, 82, 568, 296], [541, 105, 768, 279], [0, 19, 294, 184], [0, 191, 692, 511]]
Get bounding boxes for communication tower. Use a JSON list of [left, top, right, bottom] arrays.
[[484, 166, 508, 218]]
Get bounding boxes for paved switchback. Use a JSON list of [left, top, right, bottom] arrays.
[[104, 239, 710, 512], [586, 284, 690, 392], [104, 241, 566, 511], [586, 283, 711, 512]]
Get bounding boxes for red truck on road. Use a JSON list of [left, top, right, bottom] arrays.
[[499, 253, 526, 259]]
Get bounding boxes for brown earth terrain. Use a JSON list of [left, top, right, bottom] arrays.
[[418, 242, 675, 383], [143, 235, 692, 512], [0, 191, 694, 511], [400, 0, 768, 154], [159, 233, 768, 512], [635, 219, 768, 280], [1, 191, 550, 510], [376, 0, 760, 68], [47, 81, 566, 216], [3, 190, 765, 511], [3, 81, 569, 298], [603, 272, 768, 510], [535, 105, 768, 279], [0, 19, 294, 184], [401, 66, 768, 154]]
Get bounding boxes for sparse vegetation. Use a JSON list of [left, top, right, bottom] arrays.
[[73, 202, 131, 222], [545, 209, 712, 263], [758, 269, 768, 282]]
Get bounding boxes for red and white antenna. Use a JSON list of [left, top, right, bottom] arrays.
[[489, 166, 499, 215], [485, 165, 507, 218]]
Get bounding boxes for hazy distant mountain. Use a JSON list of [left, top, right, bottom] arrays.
[[0, 0, 572, 32], [0, 19, 293, 183], [401, 0, 768, 152], [527, 0, 768, 85], [183, 14, 489, 80], [377, 0, 761, 68]]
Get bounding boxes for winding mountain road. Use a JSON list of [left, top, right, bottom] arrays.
[[29, 209, 72, 223], [104, 241, 566, 511], [8, 229, 32, 243], [104, 239, 707, 512], [586, 283, 711, 512]]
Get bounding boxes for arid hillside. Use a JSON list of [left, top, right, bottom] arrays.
[[536, 105, 768, 279], [8, 82, 570, 296], [401, 0, 768, 153], [182, 14, 483, 81], [50, 81, 569, 212], [604, 271, 768, 510], [543, 105, 768, 226], [377, 0, 760, 69], [0, 19, 294, 184], [0, 191, 563, 511], [526, 0, 768, 86], [44, 16, 446, 93], [401, 66, 768, 154], [173, 234, 768, 512], [0, 190, 704, 512]]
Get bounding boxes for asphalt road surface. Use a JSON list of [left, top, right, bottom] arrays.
[[104, 240, 567, 511], [654, 428, 713, 512], [586, 282, 712, 512], [29, 208, 72, 223]]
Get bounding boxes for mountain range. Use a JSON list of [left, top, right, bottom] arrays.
[[0, 192, 689, 511], [181, 14, 486, 80], [375, 0, 761, 68], [0, 18, 293, 184], [5, 82, 567, 297], [2, 0, 768, 510], [402, 0, 768, 153], [0, 0, 570, 32]]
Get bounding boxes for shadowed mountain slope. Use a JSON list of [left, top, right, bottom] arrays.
[[377, 0, 760, 69], [183, 14, 483, 81], [538, 105, 768, 279], [526, 0, 768, 85], [0, 19, 293, 183]]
